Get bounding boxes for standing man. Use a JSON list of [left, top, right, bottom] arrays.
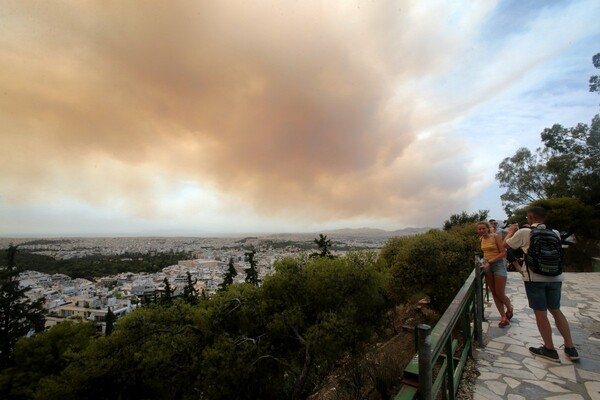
[[489, 219, 502, 235], [503, 206, 579, 362]]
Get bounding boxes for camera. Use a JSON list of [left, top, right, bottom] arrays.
[[502, 221, 528, 230]]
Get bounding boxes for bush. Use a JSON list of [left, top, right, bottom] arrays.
[[380, 228, 477, 312], [30, 253, 388, 400]]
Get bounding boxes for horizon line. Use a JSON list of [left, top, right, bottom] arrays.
[[0, 226, 435, 239]]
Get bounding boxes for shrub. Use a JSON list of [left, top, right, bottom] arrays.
[[381, 228, 477, 312]]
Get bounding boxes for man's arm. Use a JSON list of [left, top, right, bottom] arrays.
[[504, 224, 526, 276], [503, 223, 519, 249]]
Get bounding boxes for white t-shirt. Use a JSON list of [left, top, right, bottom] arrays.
[[506, 223, 563, 283]]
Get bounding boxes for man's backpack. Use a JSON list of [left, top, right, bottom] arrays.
[[525, 226, 563, 276]]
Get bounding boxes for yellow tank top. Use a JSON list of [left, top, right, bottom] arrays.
[[480, 235, 500, 260]]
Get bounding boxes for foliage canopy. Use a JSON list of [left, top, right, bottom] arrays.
[[5, 253, 389, 400], [0, 246, 46, 370]]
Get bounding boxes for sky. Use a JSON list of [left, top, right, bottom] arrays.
[[1, 0, 599, 236]]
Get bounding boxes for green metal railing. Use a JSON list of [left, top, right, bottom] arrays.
[[394, 261, 484, 400]]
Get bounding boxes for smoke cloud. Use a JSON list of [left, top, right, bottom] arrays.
[[1, 1, 596, 231]]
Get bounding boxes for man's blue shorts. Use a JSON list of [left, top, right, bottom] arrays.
[[506, 248, 517, 262], [524, 281, 562, 311]]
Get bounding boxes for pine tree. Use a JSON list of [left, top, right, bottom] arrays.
[[105, 307, 116, 336], [0, 245, 46, 369], [161, 277, 173, 305], [220, 257, 238, 291], [182, 271, 198, 305], [244, 250, 260, 286], [312, 234, 333, 258]]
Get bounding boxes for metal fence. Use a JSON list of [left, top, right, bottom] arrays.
[[393, 262, 484, 400]]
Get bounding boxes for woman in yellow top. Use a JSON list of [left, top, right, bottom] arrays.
[[477, 221, 513, 327]]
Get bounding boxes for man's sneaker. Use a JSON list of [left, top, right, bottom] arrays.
[[564, 346, 579, 361], [498, 317, 510, 328], [529, 346, 560, 363]]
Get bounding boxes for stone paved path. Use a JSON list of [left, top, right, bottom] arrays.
[[473, 272, 600, 400]]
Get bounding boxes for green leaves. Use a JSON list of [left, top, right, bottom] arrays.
[[496, 147, 553, 215], [498, 53, 600, 214], [5, 253, 387, 399], [244, 249, 260, 285], [508, 198, 598, 240], [219, 257, 237, 291], [590, 52, 600, 94], [312, 233, 333, 258], [443, 210, 489, 231], [0, 322, 97, 400], [496, 113, 600, 215], [0, 246, 46, 370], [382, 229, 477, 311]]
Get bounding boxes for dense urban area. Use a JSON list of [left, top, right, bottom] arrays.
[[1, 228, 427, 334]]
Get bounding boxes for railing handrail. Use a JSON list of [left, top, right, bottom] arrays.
[[394, 263, 484, 400]]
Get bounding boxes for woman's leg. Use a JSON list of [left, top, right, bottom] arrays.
[[484, 271, 496, 297], [485, 273, 506, 318], [493, 275, 512, 317]]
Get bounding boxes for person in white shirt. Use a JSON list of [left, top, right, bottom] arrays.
[[504, 206, 579, 362]]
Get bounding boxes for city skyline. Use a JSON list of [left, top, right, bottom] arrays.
[[1, 1, 599, 236]]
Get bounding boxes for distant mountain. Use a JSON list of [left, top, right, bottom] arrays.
[[391, 227, 433, 236], [322, 227, 432, 237], [322, 227, 390, 235]]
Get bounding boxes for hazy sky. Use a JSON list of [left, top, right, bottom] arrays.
[[1, 0, 599, 236]]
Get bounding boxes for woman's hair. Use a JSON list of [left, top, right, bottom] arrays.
[[476, 221, 491, 233]]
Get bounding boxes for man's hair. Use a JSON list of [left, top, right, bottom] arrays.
[[528, 206, 547, 220]]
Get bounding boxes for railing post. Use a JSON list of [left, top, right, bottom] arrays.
[[474, 256, 484, 347], [417, 324, 432, 400]]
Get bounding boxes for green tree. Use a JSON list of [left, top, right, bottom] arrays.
[[507, 198, 597, 239], [17, 254, 390, 400], [182, 271, 199, 305], [104, 307, 116, 336], [0, 321, 97, 400], [312, 233, 333, 258], [495, 147, 555, 215], [443, 210, 489, 231], [161, 277, 173, 305], [507, 198, 600, 270], [540, 115, 600, 206], [380, 229, 477, 311], [590, 52, 600, 94], [256, 254, 387, 399], [219, 257, 237, 291], [498, 54, 600, 214], [0, 245, 46, 369], [38, 303, 206, 400], [199, 284, 266, 399], [3, 250, 191, 281], [496, 113, 600, 214], [244, 250, 260, 286]]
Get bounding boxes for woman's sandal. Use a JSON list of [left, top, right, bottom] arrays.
[[506, 308, 513, 320]]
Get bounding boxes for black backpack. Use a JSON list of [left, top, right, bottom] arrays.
[[525, 226, 563, 276]]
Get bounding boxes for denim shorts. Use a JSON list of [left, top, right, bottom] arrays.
[[483, 260, 507, 277], [525, 281, 562, 311]]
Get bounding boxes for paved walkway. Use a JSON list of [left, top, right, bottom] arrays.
[[473, 272, 600, 400]]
